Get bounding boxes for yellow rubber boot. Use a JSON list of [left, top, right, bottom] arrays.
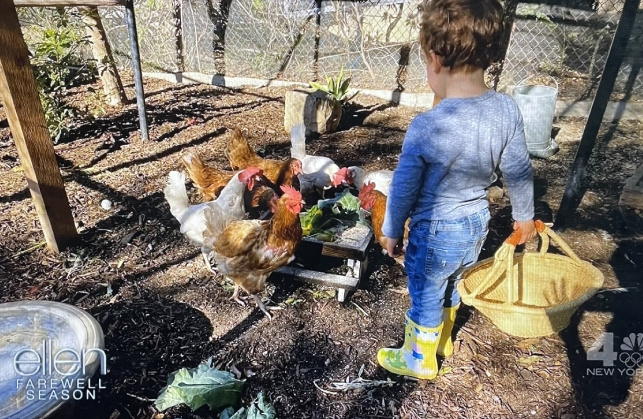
[[437, 304, 460, 357], [377, 315, 442, 380]]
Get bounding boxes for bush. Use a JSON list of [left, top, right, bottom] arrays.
[[20, 9, 95, 142]]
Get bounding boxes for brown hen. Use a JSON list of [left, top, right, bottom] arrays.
[[358, 181, 409, 266], [226, 129, 302, 186], [182, 151, 234, 201], [204, 186, 304, 319]]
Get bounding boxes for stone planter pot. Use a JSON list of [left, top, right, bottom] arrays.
[[284, 88, 343, 135]]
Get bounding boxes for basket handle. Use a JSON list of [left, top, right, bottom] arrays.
[[467, 220, 547, 302], [507, 220, 583, 264], [467, 220, 583, 306]]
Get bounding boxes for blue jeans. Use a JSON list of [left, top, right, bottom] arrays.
[[404, 208, 490, 328]]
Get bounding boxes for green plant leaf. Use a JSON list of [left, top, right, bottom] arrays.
[[327, 77, 336, 96], [336, 188, 361, 213], [220, 407, 246, 419], [246, 392, 277, 419], [218, 393, 276, 419], [309, 81, 328, 93], [155, 358, 245, 412], [339, 77, 351, 98], [300, 205, 324, 236]]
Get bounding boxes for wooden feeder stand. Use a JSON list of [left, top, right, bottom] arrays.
[[274, 226, 373, 302]]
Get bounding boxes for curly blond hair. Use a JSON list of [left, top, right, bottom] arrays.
[[420, 0, 504, 70]]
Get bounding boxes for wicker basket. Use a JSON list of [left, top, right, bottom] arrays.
[[457, 221, 604, 338]]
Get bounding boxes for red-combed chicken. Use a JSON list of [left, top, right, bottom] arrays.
[[226, 129, 303, 186], [289, 124, 348, 198], [358, 181, 409, 266], [163, 167, 263, 273], [347, 166, 393, 196], [182, 150, 280, 217], [203, 185, 305, 320], [182, 151, 235, 201]]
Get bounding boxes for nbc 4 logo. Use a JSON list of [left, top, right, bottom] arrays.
[[588, 332, 643, 370]]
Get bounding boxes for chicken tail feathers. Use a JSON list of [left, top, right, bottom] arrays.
[[227, 128, 255, 169], [182, 151, 209, 192], [164, 171, 189, 220]]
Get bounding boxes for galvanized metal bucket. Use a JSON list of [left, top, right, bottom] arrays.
[[513, 76, 560, 158]]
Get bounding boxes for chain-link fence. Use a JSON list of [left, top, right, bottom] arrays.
[[18, 1, 643, 101], [498, 0, 643, 101]]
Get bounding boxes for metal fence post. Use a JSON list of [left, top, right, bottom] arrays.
[[553, 0, 641, 232], [125, 0, 149, 141]]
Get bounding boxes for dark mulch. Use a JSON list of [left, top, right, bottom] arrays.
[[1, 75, 642, 419]]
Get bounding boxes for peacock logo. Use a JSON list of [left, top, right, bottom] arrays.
[[619, 333, 643, 369]]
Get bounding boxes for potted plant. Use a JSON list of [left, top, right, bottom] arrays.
[[284, 67, 357, 135]]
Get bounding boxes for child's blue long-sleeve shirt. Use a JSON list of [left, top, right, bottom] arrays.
[[381, 89, 534, 239]]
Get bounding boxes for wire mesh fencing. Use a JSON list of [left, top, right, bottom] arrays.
[[498, 0, 643, 101], [17, 1, 642, 101]]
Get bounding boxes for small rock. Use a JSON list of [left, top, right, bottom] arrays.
[[101, 199, 113, 210]]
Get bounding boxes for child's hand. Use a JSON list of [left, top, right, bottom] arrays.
[[385, 237, 403, 258], [513, 219, 537, 244]]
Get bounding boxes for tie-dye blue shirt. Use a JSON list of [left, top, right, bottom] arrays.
[[382, 89, 534, 239]]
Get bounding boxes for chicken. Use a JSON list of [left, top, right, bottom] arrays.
[[226, 128, 303, 185], [290, 124, 348, 198], [163, 167, 263, 273], [358, 181, 409, 266], [182, 151, 235, 201], [182, 150, 293, 218], [347, 166, 393, 196], [244, 180, 279, 219], [204, 185, 305, 320]]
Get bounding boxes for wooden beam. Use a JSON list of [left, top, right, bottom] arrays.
[[13, 0, 125, 6], [273, 266, 360, 290], [0, 0, 77, 252]]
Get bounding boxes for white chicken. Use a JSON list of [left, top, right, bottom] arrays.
[[346, 166, 394, 196], [163, 167, 263, 273], [290, 124, 348, 197]]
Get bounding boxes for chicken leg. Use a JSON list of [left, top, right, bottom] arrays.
[[252, 294, 273, 321], [201, 248, 217, 273], [230, 284, 246, 306]]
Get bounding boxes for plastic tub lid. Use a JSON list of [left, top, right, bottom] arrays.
[[0, 301, 105, 419]]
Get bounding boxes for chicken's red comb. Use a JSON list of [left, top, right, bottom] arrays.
[[239, 166, 263, 181], [280, 185, 302, 201], [358, 181, 376, 199], [336, 167, 349, 176]]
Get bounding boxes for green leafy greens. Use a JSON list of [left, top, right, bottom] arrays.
[[299, 189, 366, 241], [155, 358, 245, 412], [219, 392, 277, 419]]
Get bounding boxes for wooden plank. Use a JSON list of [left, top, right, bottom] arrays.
[[273, 266, 360, 290], [303, 226, 373, 261], [0, 0, 77, 252], [13, 0, 125, 6]]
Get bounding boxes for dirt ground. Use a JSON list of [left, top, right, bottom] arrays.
[[1, 76, 643, 419]]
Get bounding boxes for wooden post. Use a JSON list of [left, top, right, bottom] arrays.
[[0, 0, 77, 252]]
